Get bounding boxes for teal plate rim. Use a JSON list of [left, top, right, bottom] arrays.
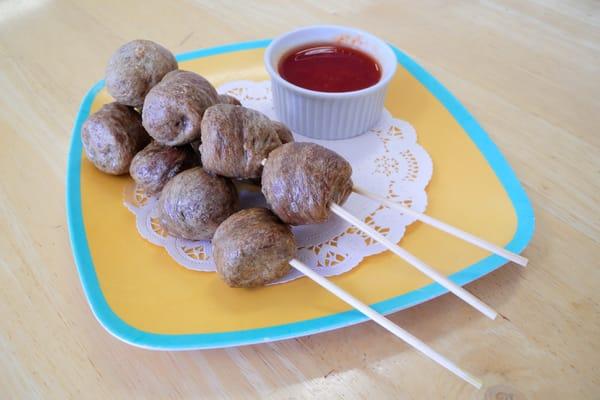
[[66, 39, 535, 350]]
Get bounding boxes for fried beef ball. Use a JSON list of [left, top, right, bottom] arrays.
[[129, 141, 198, 194], [157, 167, 238, 240], [213, 208, 295, 287], [261, 142, 353, 225], [200, 104, 292, 179], [105, 40, 177, 108], [81, 102, 150, 174], [142, 70, 219, 146]]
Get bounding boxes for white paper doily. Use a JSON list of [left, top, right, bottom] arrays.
[[124, 80, 433, 284]]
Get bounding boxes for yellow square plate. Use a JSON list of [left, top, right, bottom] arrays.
[[66, 40, 534, 349]]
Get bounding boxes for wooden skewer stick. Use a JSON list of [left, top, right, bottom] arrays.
[[352, 185, 528, 267], [289, 258, 483, 389], [330, 203, 498, 320]]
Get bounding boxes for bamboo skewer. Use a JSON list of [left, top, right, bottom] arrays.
[[330, 203, 498, 320], [352, 185, 528, 267], [289, 258, 483, 388]]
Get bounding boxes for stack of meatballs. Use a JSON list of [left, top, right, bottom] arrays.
[[82, 40, 354, 288]]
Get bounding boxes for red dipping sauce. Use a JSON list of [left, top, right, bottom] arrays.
[[278, 43, 381, 93]]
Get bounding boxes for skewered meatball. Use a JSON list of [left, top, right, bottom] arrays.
[[81, 102, 150, 175], [129, 141, 198, 194], [157, 167, 238, 240], [262, 142, 353, 225], [200, 104, 292, 179], [217, 94, 241, 106], [105, 40, 177, 108], [213, 208, 295, 287], [142, 70, 219, 146]]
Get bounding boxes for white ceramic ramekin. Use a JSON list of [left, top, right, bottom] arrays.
[[264, 25, 397, 140]]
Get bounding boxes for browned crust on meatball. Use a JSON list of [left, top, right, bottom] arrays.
[[213, 208, 295, 288], [129, 141, 198, 194], [81, 102, 150, 175], [157, 167, 238, 240], [105, 40, 177, 108], [142, 70, 219, 146], [200, 104, 284, 179], [271, 121, 294, 144], [261, 142, 353, 225], [217, 94, 241, 106]]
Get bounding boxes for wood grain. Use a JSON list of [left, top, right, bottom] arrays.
[[1, 0, 599, 398]]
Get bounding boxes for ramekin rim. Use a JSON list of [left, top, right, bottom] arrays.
[[264, 25, 397, 99]]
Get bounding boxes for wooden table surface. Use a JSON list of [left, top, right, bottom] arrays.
[[1, 0, 599, 398]]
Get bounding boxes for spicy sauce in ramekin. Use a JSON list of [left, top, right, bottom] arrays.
[[278, 43, 381, 93]]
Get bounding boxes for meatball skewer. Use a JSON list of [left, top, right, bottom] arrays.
[[212, 208, 481, 389], [197, 100, 525, 266], [261, 142, 498, 320], [198, 106, 500, 318]]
